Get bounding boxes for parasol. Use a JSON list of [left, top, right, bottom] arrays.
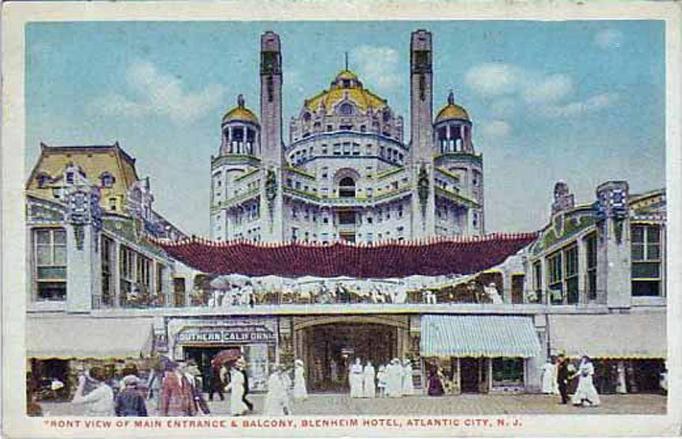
[[211, 348, 242, 369]]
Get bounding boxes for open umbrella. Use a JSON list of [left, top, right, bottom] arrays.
[[211, 348, 242, 369]]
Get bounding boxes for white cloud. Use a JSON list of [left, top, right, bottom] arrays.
[[464, 63, 523, 96], [466, 62, 616, 119], [543, 93, 619, 118], [481, 120, 512, 140], [594, 29, 624, 49], [93, 61, 225, 124], [351, 46, 401, 91], [521, 74, 573, 104]]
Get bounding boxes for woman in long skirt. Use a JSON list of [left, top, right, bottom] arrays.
[[293, 359, 308, 400], [224, 366, 248, 416], [402, 359, 414, 396], [349, 359, 364, 398], [571, 356, 601, 407], [264, 365, 290, 416], [386, 359, 403, 398], [363, 361, 376, 398], [541, 357, 557, 394]]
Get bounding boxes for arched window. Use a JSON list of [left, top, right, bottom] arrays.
[[338, 177, 356, 198], [339, 103, 354, 116], [99, 172, 116, 188], [36, 173, 51, 188]]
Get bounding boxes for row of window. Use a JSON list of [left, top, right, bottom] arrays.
[[288, 142, 405, 165], [37, 171, 116, 190], [532, 225, 663, 303], [289, 227, 406, 243]]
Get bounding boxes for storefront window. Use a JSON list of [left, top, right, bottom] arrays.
[[33, 228, 67, 301], [492, 358, 523, 384], [631, 225, 662, 296]]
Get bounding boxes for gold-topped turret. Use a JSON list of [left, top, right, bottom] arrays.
[[223, 94, 259, 124], [435, 91, 470, 122]]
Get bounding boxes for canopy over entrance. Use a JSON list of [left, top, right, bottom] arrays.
[[548, 312, 666, 359], [420, 315, 541, 358], [153, 233, 537, 278], [27, 317, 154, 359]]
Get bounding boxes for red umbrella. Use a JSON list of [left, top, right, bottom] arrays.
[[211, 349, 242, 369]]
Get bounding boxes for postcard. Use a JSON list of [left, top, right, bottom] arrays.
[[2, 1, 681, 437]]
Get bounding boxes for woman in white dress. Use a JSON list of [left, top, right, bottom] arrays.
[[386, 359, 403, 398], [363, 361, 376, 398], [293, 359, 308, 400], [224, 365, 248, 416], [541, 357, 557, 394], [402, 359, 414, 396], [571, 356, 601, 407], [263, 365, 290, 416], [349, 358, 364, 398]]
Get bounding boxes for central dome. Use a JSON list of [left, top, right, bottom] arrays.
[[304, 69, 388, 113]]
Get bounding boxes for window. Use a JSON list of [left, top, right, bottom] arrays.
[[33, 228, 67, 301], [338, 211, 356, 225], [321, 167, 329, 179], [173, 277, 186, 307], [120, 245, 135, 303], [108, 197, 117, 211], [101, 235, 114, 306], [547, 251, 563, 304], [333, 144, 341, 156], [532, 261, 542, 303], [564, 245, 579, 304], [100, 172, 115, 188], [37, 173, 51, 188], [326, 125, 333, 132], [136, 254, 152, 296], [511, 275, 524, 304], [631, 225, 662, 296], [492, 358, 524, 384], [339, 103, 354, 115], [156, 264, 165, 303], [291, 227, 299, 241], [338, 177, 356, 198], [585, 233, 597, 301]]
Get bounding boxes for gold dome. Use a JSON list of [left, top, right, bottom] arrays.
[[223, 95, 259, 124], [304, 69, 387, 113], [435, 91, 470, 122]]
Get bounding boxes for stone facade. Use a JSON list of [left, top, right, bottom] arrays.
[[210, 30, 484, 243]]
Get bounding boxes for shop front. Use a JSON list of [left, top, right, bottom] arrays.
[[420, 315, 541, 394], [167, 317, 278, 392], [548, 312, 666, 394]]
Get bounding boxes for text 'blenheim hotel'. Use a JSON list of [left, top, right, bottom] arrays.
[[25, 30, 666, 398]]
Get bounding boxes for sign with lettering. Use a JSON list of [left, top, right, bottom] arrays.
[[176, 325, 276, 345]]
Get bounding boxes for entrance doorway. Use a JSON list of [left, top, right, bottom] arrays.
[[303, 323, 397, 392], [183, 346, 241, 392], [460, 358, 489, 393]]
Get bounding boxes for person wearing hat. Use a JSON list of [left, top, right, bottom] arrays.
[[160, 361, 197, 416], [556, 353, 570, 404], [293, 359, 308, 400], [264, 364, 291, 416], [236, 357, 254, 412], [401, 359, 414, 396], [224, 361, 249, 416], [385, 359, 403, 398], [115, 375, 148, 417], [72, 366, 115, 416]]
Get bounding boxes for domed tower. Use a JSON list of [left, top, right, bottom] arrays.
[[210, 95, 261, 240], [433, 91, 484, 235]]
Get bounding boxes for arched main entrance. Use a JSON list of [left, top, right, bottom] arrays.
[[293, 315, 410, 393]]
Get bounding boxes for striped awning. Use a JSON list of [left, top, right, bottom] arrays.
[[548, 312, 666, 359], [27, 317, 154, 359], [420, 315, 541, 358]]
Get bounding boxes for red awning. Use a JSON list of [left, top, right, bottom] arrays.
[[152, 233, 537, 278]]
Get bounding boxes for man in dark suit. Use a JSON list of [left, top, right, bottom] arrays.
[[237, 358, 254, 412], [556, 353, 570, 404]]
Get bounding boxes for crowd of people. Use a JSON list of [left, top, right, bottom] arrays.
[[347, 358, 415, 398]]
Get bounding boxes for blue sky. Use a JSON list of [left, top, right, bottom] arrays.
[[26, 20, 665, 235]]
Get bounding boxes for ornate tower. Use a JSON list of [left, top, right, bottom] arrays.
[[259, 31, 285, 241], [409, 29, 436, 238]]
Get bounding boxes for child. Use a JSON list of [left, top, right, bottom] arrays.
[[377, 365, 387, 398]]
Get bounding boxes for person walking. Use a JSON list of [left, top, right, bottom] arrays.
[[146, 365, 163, 413], [349, 358, 364, 398], [207, 363, 224, 402], [224, 364, 249, 416], [363, 361, 376, 398], [402, 359, 414, 396], [236, 358, 254, 412], [556, 353, 570, 405], [115, 375, 148, 416], [293, 359, 308, 400], [71, 366, 115, 416], [185, 361, 210, 415], [427, 367, 445, 396], [571, 356, 601, 407], [160, 362, 197, 416], [264, 364, 291, 416]]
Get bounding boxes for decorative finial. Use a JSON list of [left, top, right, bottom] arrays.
[[448, 90, 454, 105], [237, 94, 245, 107], [345, 51, 349, 70]]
